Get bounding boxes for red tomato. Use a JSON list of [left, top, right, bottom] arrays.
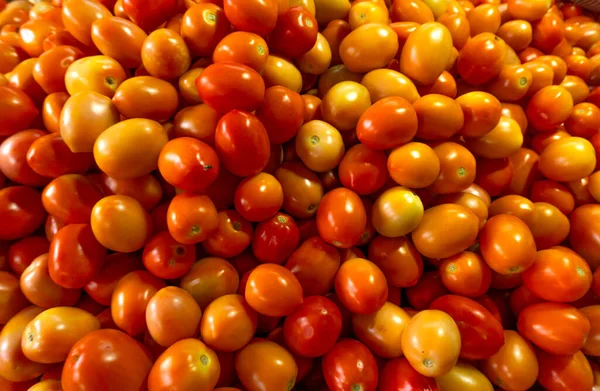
[[84, 253, 142, 306], [202, 210, 253, 258], [62, 329, 153, 391], [213, 31, 270, 72], [142, 231, 196, 279], [379, 357, 440, 391], [323, 339, 378, 391], [517, 302, 590, 356], [196, 62, 265, 114], [429, 295, 504, 360], [158, 137, 220, 192], [0, 187, 45, 241], [222, 0, 278, 37], [438, 251, 492, 298], [0, 129, 49, 187], [269, 6, 318, 58], [110, 271, 166, 336], [234, 172, 284, 222], [569, 204, 600, 270], [181, 3, 231, 57], [7, 236, 49, 276], [522, 248, 592, 303], [122, 0, 177, 31], [41, 174, 103, 224], [235, 339, 298, 391], [48, 224, 106, 289], [245, 263, 303, 317], [338, 144, 388, 195], [334, 258, 388, 315], [0, 86, 39, 137], [252, 213, 300, 264], [406, 271, 449, 310], [537, 350, 594, 391], [283, 296, 342, 357], [255, 86, 304, 145], [316, 188, 366, 248], [214, 110, 271, 177], [26, 133, 93, 178], [167, 193, 219, 245]]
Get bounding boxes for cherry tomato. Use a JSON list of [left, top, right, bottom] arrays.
[[252, 213, 300, 264], [430, 142, 477, 194], [167, 193, 219, 245], [91, 16, 147, 69], [269, 6, 318, 58], [414, 94, 464, 140], [528, 202, 570, 250], [245, 263, 303, 317], [213, 31, 269, 72], [33, 46, 84, 94], [223, 0, 278, 37], [334, 258, 387, 315], [530, 180, 575, 215], [236, 340, 297, 391], [200, 294, 257, 352], [255, 86, 304, 145], [367, 235, 423, 288], [439, 251, 492, 297], [283, 296, 342, 357], [202, 210, 253, 258], [322, 339, 378, 391], [26, 133, 92, 179], [372, 186, 424, 238], [316, 188, 366, 248], [142, 231, 195, 279], [234, 172, 284, 222], [458, 32, 507, 85]]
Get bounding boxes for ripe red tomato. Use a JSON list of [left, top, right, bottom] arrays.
[[283, 296, 342, 358], [316, 188, 366, 248], [429, 295, 504, 360], [41, 174, 103, 224], [323, 339, 378, 391], [62, 329, 153, 391], [334, 258, 387, 315], [84, 253, 141, 306], [245, 263, 303, 317], [338, 144, 388, 195], [196, 62, 265, 114], [379, 357, 440, 391], [202, 210, 253, 258], [167, 193, 219, 245], [234, 172, 284, 222], [0, 86, 39, 136], [214, 110, 271, 177], [142, 231, 196, 279], [252, 213, 300, 264], [235, 340, 298, 391], [537, 350, 594, 391], [439, 251, 492, 298], [7, 236, 49, 276], [223, 0, 278, 37], [122, 0, 176, 32], [269, 6, 318, 58]]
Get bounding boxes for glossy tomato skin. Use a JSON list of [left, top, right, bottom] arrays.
[[0, 271, 29, 325], [285, 236, 340, 296], [202, 210, 253, 258], [62, 329, 153, 391], [167, 193, 219, 245], [214, 110, 271, 177], [323, 339, 378, 391], [148, 338, 220, 391], [429, 295, 504, 360], [537, 350, 594, 391], [255, 86, 304, 145], [334, 258, 387, 315], [180, 257, 240, 310], [457, 32, 506, 85], [316, 188, 366, 248], [213, 31, 270, 72], [0, 129, 49, 187], [26, 133, 93, 178], [523, 248, 592, 303], [338, 144, 388, 195], [142, 231, 196, 279], [122, 0, 176, 32], [41, 174, 103, 224], [7, 236, 49, 276], [236, 339, 298, 391], [379, 357, 440, 391], [196, 62, 265, 114], [47, 224, 106, 289], [0, 86, 39, 136], [84, 253, 142, 306], [283, 296, 342, 358], [0, 187, 46, 241], [223, 0, 278, 37], [269, 6, 318, 58], [110, 271, 166, 337], [245, 263, 303, 317], [252, 213, 300, 264], [517, 302, 590, 356]]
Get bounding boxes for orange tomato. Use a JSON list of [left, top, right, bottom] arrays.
[[457, 32, 507, 85], [539, 137, 596, 182], [339, 23, 398, 73], [413, 94, 464, 140]]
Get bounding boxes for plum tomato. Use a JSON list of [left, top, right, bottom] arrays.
[[379, 357, 440, 391], [269, 6, 318, 59], [180, 257, 240, 310], [255, 86, 304, 145], [372, 186, 424, 238], [252, 213, 300, 264], [322, 339, 378, 391], [316, 188, 366, 248], [142, 231, 196, 280], [235, 340, 297, 391], [334, 258, 387, 315], [202, 210, 253, 258], [234, 172, 284, 222], [245, 263, 303, 317], [167, 193, 219, 245], [0, 187, 45, 241]]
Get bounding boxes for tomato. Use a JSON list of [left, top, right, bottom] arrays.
[[457, 32, 507, 85], [60, 0, 110, 46], [234, 172, 283, 222], [539, 136, 596, 183], [0, 187, 45, 241], [506, 0, 550, 20], [441, 361, 496, 391], [111, 270, 166, 336], [180, 257, 239, 310], [90, 16, 146, 69], [413, 94, 464, 140], [379, 357, 440, 391], [0, 43, 19, 74], [236, 340, 297, 391], [488, 196, 533, 227], [315, 187, 366, 248], [252, 213, 300, 264], [121, 0, 176, 31], [180, 3, 230, 58], [245, 263, 303, 317], [202, 210, 253, 258], [334, 258, 387, 315], [269, 6, 318, 59], [41, 92, 67, 135], [140, 28, 190, 80], [0, 306, 49, 382], [274, 162, 323, 219], [352, 302, 409, 359], [0, 86, 39, 137], [321, 81, 371, 132], [65, 56, 127, 98], [213, 31, 269, 72], [112, 76, 178, 122], [262, 55, 303, 93], [323, 339, 377, 391], [21, 307, 100, 364], [20, 254, 81, 309], [172, 104, 219, 142], [62, 328, 153, 391], [285, 236, 340, 296], [561, 75, 590, 104], [200, 294, 257, 352], [537, 350, 594, 391], [33, 46, 83, 95], [254, 86, 304, 145], [536, 55, 567, 85], [569, 204, 600, 270], [100, 173, 162, 211], [84, 253, 141, 306], [0, 129, 49, 187], [497, 19, 532, 51], [0, 272, 28, 324], [429, 142, 476, 194], [214, 110, 271, 177], [388, 143, 439, 189], [439, 251, 492, 297], [26, 133, 92, 179], [7, 236, 49, 277], [222, 0, 277, 37], [454, 92, 501, 138], [523, 248, 592, 303], [400, 22, 453, 86], [339, 23, 398, 73], [412, 204, 479, 260], [142, 231, 195, 279], [528, 202, 570, 250], [527, 85, 574, 133], [565, 102, 600, 139], [28, 379, 62, 391], [530, 180, 574, 216], [372, 186, 424, 238], [283, 296, 342, 357], [41, 174, 102, 225], [479, 214, 536, 275], [507, 148, 542, 196], [166, 193, 218, 245], [91, 195, 152, 253], [158, 137, 220, 192], [367, 235, 423, 289]]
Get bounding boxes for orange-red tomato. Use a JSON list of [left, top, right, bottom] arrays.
[[537, 350, 594, 391], [413, 94, 464, 140], [244, 263, 303, 317], [439, 251, 492, 297], [235, 340, 297, 391], [339, 23, 398, 73], [457, 32, 507, 85], [429, 142, 477, 194], [316, 188, 366, 248], [91, 16, 147, 69], [335, 257, 387, 315]]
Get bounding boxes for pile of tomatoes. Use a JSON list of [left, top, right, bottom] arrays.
[[3, 0, 600, 390]]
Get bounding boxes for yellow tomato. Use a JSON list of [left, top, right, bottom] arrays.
[[340, 23, 399, 73], [321, 81, 371, 131], [372, 186, 424, 238], [401, 309, 461, 377], [289, 0, 316, 15], [295, 120, 345, 172], [348, 1, 389, 30], [297, 33, 332, 75], [262, 55, 303, 93], [65, 55, 127, 98], [435, 361, 494, 391], [361, 69, 420, 103], [314, 0, 351, 25], [538, 137, 596, 182], [400, 22, 453, 85], [422, 0, 449, 18], [352, 302, 411, 358], [465, 116, 524, 159]]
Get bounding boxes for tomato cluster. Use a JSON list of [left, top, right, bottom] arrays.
[[2, 0, 600, 390]]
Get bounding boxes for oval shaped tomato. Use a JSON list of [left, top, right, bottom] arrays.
[[372, 186, 424, 238], [62, 329, 153, 391], [140, 28, 190, 80], [539, 136, 596, 183], [252, 213, 300, 264], [430, 142, 477, 194], [26, 133, 92, 179], [316, 188, 366, 248], [245, 263, 303, 317], [21, 307, 100, 364], [527, 85, 574, 132], [339, 23, 398, 73], [275, 162, 323, 219], [91, 16, 147, 69], [213, 31, 269, 72], [334, 258, 387, 315], [0, 129, 49, 187], [269, 6, 318, 58], [0, 86, 39, 137], [368, 235, 423, 288], [401, 309, 461, 377], [379, 357, 440, 391], [180, 257, 240, 310], [234, 172, 283, 222], [429, 295, 504, 360], [285, 236, 340, 296], [0, 272, 28, 325], [202, 210, 253, 258], [537, 350, 593, 391], [400, 22, 453, 85], [522, 248, 592, 303], [457, 32, 507, 85], [196, 62, 265, 114], [181, 3, 230, 58], [323, 339, 378, 391], [439, 251, 492, 298], [569, 204, 600, 270], [0, 187, 45, 241], [223, 0, 278, 37], [142, 231, 195, 279]]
